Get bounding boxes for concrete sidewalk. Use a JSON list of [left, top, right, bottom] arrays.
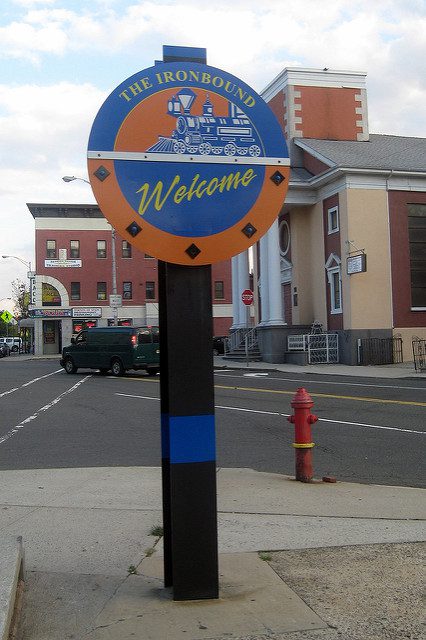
[[213, 355, 426, 379], [1, 466, 425, 639]]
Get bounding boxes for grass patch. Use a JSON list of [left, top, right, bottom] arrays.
[[150, 525, 164, 537]]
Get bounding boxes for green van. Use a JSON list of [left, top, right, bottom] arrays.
[[60, 325, 160, 376]]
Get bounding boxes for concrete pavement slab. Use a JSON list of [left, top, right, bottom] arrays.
[[3, 507, 162, 575], [217, 512, 426, 552], [89, 553, 326, 640], [0, 467, 162, 509], [20, 571, 123, 640], [216, 467, 426, 520]]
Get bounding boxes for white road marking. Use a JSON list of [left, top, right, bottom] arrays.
[[0, 375, 92, 445], [115, 393, 424, 435], [0, 369, 63, 398], [244, 373, 269, 377]]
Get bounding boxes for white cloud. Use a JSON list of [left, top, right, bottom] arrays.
[[0, 0, 425, 304]]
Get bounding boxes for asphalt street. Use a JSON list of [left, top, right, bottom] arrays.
[[0, 359, 425, 486]]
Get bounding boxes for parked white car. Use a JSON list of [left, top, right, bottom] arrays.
[[0, 337, 22, 352]]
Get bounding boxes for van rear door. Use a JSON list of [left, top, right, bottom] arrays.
[[135, 328, 159, 367]]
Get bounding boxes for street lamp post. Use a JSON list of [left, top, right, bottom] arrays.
[[2, 255, 31, 274], [62, 175, 90, 185], [62, 175, 119, 325]]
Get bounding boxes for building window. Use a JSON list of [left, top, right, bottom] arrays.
[[97, 282, 107, 300], [408, 204, 426, 308], [123, 281, 133, 299], [70, 240, 80, 258], [46, 240, 56, 258], [214, 281, 225, 299], [145, 254, 154, 259], [279, 219, 290, 255], [70, 282, 81, 300], [327, 267, 342, 313], [327, 206, 339, 234], [97, 240, 106, 258], [325, 253, 342, 314], [122, 241, 132, 258], [146, 281, 155, 300]]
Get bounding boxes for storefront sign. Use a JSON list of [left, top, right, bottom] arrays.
[[71, 307, 102, 318], [347, 254, 367, 275], [88, 61, 290, 265], [30, 308, 73, 318], [42, 283, 61, 306], [45, 259, 82, 268]]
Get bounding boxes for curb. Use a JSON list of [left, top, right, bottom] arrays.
[[0, 537, 24, 640]]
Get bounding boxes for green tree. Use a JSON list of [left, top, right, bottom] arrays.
[[11, 278, 29, 319]]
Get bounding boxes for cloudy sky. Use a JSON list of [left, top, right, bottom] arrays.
[[0, 0, 425, 310]]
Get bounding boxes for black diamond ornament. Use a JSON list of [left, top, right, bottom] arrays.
[[271, 170, 285, 186], [242, 223, 257, 238], [93, 165, 110, 182], [126, 221, 142, 237], [185, 243, 201, 259]]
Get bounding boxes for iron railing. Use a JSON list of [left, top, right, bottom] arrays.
[[357, 337, 403, 366], [226, 327, 258, 353], [412, 338, 426, 372]]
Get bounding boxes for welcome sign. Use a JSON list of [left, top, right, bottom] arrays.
[[88, 62, 290, 264]]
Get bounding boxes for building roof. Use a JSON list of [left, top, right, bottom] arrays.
[[295, 134, 426, 173], [27, 203, 103, 218]]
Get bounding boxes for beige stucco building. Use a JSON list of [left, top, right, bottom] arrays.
[[230, 68, 426, 365]]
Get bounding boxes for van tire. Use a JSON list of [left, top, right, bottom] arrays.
[[11, 345, 18, 352], [64, 358, 77, 374], [111, 358, 124, 377]]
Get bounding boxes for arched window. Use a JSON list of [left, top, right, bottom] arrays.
[[325, 253, 342, 314]]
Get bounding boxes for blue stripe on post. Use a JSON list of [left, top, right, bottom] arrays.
[[169, 414, 216, 464]]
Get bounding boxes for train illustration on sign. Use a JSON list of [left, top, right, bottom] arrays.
[[147, 88, 263, 157]]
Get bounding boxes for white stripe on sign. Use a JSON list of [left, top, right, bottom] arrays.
[[88, 150, 290, 166]]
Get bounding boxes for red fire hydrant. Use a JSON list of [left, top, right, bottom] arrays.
[[287, 388, 318, 482]]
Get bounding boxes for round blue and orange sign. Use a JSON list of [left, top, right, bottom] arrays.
[[88, 62, 289, 264]]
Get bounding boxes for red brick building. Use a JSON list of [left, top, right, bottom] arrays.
[[27, 203, 232, 355]]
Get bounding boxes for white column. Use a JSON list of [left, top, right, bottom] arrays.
[[237, 251, 250, 327], [230, 255, 240, 329], [259, 233, 270, 325], [266, 219, 285, 325]]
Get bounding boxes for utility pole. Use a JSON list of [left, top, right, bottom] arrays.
[[111, 227, 118, 326]]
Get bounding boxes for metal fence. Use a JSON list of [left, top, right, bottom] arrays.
[[288, 333, 339, 364], [357, 337, 403, 366], [412, 338, 426, 372]]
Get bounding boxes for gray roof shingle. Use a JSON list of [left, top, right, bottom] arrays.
[[296, 134, 426, 173]]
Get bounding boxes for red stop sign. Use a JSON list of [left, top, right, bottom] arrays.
[[241, 289, 254, 305]]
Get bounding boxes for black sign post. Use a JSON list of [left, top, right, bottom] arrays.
[[159, 47, 219, 601]]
